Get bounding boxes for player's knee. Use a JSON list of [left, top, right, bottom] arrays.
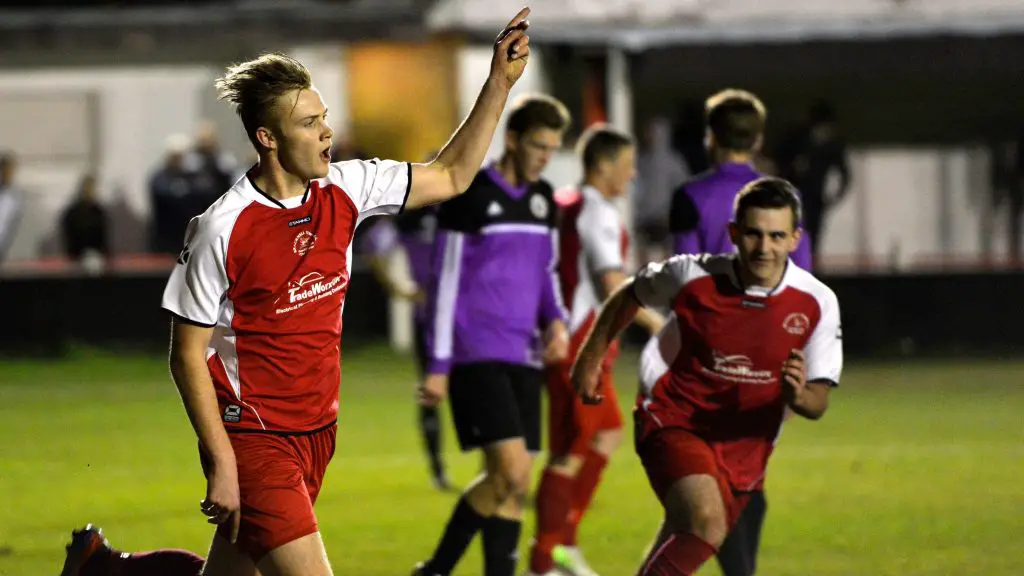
[[687, 501, 728, 547], [593, 427, 624, 455], [492, 460, 531, 502]]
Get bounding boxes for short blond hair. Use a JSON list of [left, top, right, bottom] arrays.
[[215, 53, 312, 148]]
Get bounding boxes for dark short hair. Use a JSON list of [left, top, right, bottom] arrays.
[[705, 88, 766, 152], [577, 124, 634, 172], [506, 94, 571, 137], [733, 177, 802, 229], [215, 52, 313, 149]]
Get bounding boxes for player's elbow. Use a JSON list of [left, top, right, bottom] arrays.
[[168, 347, 202, 385], [427, 156, 474, 196], [799, 398, 829, 421]]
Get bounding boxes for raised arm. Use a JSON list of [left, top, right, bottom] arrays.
[[405, 8, 531, 209]]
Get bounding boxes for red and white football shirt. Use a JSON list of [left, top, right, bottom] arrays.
[[560, 186, 629, 334], [557, 186, 630, 365], [633, 253, 843, 490], [161, 159, 410, 433]]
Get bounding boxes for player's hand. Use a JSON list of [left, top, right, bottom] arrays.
[[570, 348, 604, 405], [419, 373, 449, 407], [781, 349, 808, 405], [541, 320, 569, 365], [489, 7, 531, 88], [201, 456, 241, 543]]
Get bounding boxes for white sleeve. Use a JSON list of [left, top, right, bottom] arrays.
[[160, 215, 230, 327], [579, 204, 623, 273], [330, 159, 411, 222], [631, 254, 697, 309], [805, 289, 843, 385], [638, 313, 679, 388]]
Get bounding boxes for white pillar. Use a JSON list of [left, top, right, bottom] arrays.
[[606, 47, 639, 270], [606, 47, 633, 135]]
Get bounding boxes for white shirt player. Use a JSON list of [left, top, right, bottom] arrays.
[[567, 185, 627, 335]]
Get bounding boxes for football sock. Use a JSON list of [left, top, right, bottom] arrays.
[[423, 496, 488, 575], [529, 469, 574, 574], [716, 523, 753, 576], [482, 516, 522, 576], [82, 548, 205, 576], [643, 532, 717, 576], [419, 404, 445, 479], [564, 448, 608, 547]]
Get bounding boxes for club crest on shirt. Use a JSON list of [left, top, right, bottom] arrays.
[[293, 230, 317, 256], [783, 312, 810, 336], [529, 193, 549, 219]]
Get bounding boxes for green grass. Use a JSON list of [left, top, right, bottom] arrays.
[[1, 346, 1022, 575]]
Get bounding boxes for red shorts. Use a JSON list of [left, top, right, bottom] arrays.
[[200, 424, 337, 561], [546, 344, 623, 457], [635, 427, 751, 527]]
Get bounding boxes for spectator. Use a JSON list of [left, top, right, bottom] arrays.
[[185, 120, 237, 212], [634, 116, 690, 263], [60, 173, 110, 264], [149, 134, 194, 255], [777, 99, 852, 268]]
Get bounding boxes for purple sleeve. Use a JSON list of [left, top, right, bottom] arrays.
[[792, 232, 814, 271], [792, 187, 814, 271], [540, 230, 568, 326], [424, 230, 459, 375], [361, 218, 400, 256], [673, 231, 702, 256]]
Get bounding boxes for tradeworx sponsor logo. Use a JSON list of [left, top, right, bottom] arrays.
[[700, 350, 776, 385], [274, 271, 347, 314]]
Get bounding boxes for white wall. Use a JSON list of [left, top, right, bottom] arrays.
[[0, 66, 212, 259], [0, 45, 349, 262], [817, 146, 997, 273]]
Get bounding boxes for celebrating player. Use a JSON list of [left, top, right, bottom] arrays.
[[412, 93, 572, 576], [527, 125, 663, 576], [573, 177, 843, 576], [666, 88, 812, 576], [59, 8, 533, 576]]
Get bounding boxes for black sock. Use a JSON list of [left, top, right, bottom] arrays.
[[424, 497, 487, 575], [482, 516, 522, 576], [419, 404, 444, 478]]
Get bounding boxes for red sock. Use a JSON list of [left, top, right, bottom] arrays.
[[529, 469, 575, 574], [564, 448, 608, 547], [642, 533, 717, 576], [82, 548, 205, 576]]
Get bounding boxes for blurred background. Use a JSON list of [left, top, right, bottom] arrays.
[[2, 0, 1024, 358], [1, 3, 1023, 576]]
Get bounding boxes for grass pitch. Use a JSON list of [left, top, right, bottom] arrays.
[[0, 345, 1021, 575]]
